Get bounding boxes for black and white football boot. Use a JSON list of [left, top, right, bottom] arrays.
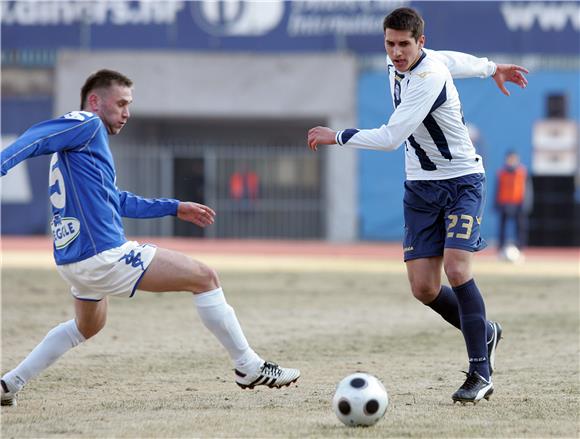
[[452, 371, 493, 405], [1, 379, 17, 407], [235, 361, 300, 389], [487, 321, 503, 376]]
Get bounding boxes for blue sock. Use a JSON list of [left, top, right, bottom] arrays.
[[452, 279, 490, 380], [427, 285, 461, 330]]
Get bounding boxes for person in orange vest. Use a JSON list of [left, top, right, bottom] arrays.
[[229, 170, 259, 201], [495, 151, 532, 255], [229, 172, 245, 200]]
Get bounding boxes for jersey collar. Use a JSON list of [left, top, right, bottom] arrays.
[[409, 50, 427, 72]]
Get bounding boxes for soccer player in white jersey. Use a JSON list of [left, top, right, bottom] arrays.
[[308, 7, 528, 404], [0, 69, 299, 406]]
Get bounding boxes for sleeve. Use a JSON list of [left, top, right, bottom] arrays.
[[1, 113, 100, 176], [423, 48, 496, 79], [336, 70, 446, 152], [118, 191, 179, 219]]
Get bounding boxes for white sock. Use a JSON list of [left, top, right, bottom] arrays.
[[2, 319, 85, 393], [194, 288, 262, 372]]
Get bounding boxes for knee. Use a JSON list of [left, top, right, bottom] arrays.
[[195, 263, 220, 292], [443, 263, 469, 287], [409, 281, 439, 304]]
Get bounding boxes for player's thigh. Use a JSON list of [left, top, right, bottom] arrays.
[[444, 174, 487, 253], [405, 256, 443, 303], [138, 247, 219, 293], [403, 180, 446, 261], [74, 296, 108, 339]]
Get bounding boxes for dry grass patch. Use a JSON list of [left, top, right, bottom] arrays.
[[2, 265, 578, 438]]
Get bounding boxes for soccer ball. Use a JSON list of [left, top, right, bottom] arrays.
[[332, 372, 388, 427]]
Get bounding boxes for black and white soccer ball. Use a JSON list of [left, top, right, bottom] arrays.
[[332, 372, 388, 427]]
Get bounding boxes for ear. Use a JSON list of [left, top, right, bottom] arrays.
[[418, 35, 426, 50], [86, 92, 100, 112]]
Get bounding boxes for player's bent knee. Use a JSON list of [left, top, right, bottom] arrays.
[[77, 317, 106, 339], [193, 263, 220, 292], [410, 284, 438, 304], [443, 265, 470, 287]]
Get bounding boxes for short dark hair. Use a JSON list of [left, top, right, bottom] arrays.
[[383, 7, 424, 41], [80, 69, 133, 109]]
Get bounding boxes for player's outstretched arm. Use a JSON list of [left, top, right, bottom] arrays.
[[177, 202, 216, 228], [424, 49, 496, 79], [309, 68, 444, 153], [425, 50, 528, 95], [492, 64, 529, 96], [307, 126, 337, 151], [1, 113, 99, 176]]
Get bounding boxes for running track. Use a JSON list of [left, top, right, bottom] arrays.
[[1, 236, 578, 261]]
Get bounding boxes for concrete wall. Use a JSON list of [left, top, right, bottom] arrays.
[[56, 51, 359, 241]]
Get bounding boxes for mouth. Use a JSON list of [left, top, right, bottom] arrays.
[[393, 60, 407, 70]]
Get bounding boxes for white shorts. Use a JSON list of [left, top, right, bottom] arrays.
[[57, 241, 157, 301]]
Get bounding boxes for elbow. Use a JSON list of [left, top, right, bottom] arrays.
[[378, 128, 403, 152], [385, 140, 404, 152]]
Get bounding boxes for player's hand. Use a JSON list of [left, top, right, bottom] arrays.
[[177, 202, 216, 228], [492, 64, 529, 96], [308, 126, 337, 151]]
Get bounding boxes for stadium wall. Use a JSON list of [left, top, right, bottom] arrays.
[[2, 1, 579, 243], [54, 51, 359, 242], [2, 67, 578, 243]]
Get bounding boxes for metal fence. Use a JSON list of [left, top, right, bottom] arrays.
[[112, 143, 324, 239]]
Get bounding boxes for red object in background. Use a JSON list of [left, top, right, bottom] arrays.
[[230, 171, 259, 200]]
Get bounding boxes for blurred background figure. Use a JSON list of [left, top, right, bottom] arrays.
[[495, 150, 533, 262], [230, 167, 260, 203]]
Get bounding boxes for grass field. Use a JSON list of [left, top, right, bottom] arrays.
[[1, 248, 579, 438]]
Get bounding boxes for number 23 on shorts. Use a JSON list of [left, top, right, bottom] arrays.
[[447, 214, 477, 239]]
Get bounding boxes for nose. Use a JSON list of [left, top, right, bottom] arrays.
[[123, 107, 130, 119]]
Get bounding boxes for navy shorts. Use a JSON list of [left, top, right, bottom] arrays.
[[403, 173, 487, 261]]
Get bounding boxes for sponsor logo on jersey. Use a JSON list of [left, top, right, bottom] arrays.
[[416, 71, 434, 79], [51, 215, 81, 249]]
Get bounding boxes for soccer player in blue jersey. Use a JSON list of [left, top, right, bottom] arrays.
[[0, 69, 299, 406], [308, 7, 528, 404]]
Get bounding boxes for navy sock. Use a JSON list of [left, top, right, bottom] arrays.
[[427, 287, 494, 342], [452, 279, 490, 380], [426, 285, 461, 330]]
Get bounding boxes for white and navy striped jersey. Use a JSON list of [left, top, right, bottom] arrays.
[[335, 49, 496, 181], [1, 111, 179, 265]]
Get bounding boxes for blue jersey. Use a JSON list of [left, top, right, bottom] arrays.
[[1, 111, 179, 265]]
